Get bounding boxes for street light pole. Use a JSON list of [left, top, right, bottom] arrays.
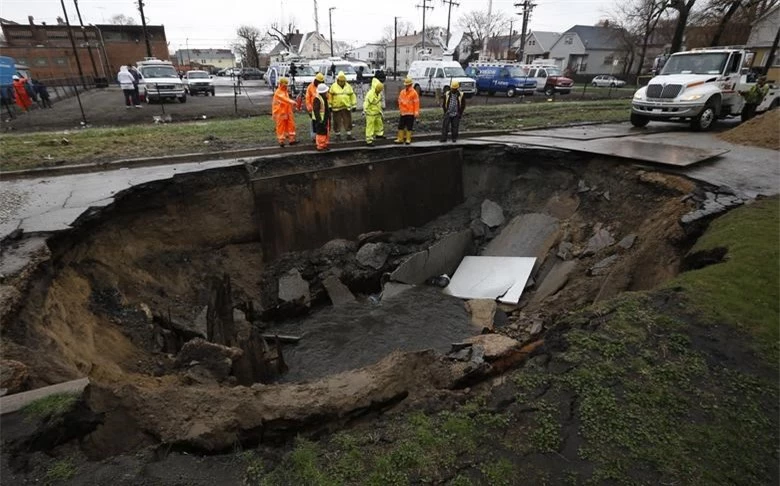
[[394, 16, 398, 80], [328, 7, 336, 57], [59, 0, 88, 124]]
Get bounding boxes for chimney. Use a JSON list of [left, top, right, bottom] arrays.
[[28, 15, 34, 26], [295, 29, 300, 34]]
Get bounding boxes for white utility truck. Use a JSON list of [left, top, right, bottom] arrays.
[[631, 46, 779, 131]]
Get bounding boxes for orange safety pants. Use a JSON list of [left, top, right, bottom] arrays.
[[275, 116, 296, 144]]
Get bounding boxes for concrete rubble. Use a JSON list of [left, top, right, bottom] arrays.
[[465, 299, 497, 332], [483, 213, 560, 265], [588, 255, 619, 276], [356, 243, 391, 269], [380, 282, 414, 301], [391, 230, 473, 285], [1, 359, 29, 395], [583, 225, 615, 256], [174, 338, 243, 384], [480, 199, 505, 228], [278, 268, 311, 304], [532, 260, 578, 303], [681, 190, 746, 224], [617, 234, 637, 250], [322, 275, 357, 306]]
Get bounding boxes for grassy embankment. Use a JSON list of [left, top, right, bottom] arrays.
[[1, 99, 631, 172], [242, 198, 779, 486]]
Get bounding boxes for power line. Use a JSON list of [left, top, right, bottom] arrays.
[[442, 0, 459, 45], [514, 0, 537, 63]]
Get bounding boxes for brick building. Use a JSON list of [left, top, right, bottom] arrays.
[[0, 16, 170, 80]]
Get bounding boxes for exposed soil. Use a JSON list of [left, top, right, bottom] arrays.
[[718, 109, 780, 150], [0, 144, 710, 483]]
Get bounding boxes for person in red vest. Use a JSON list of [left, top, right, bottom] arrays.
[[272, 77, 298, 147], [12, 75, 33, 112]]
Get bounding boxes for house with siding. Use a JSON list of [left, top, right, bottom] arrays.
[[269, 30, 331, 62], [548, 25, 633, 75]]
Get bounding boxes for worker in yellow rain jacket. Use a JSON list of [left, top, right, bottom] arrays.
[[395, 76, 420, 145], [272, 77, 298, 147], [363, 80, 384, 146], [312, 83, 332, 151], [306, 72, 326, 141], [329, 71, 357, 141]]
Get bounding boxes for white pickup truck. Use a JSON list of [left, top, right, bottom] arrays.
[[631, 47, 779, 131]]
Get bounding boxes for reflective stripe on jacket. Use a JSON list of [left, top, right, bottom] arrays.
[[398, 87, 420, 116], [442, 90, 465, 115], [312, 93, 329, 122], [329, 82, 356, 111]]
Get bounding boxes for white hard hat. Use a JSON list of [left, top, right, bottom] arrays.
[[12, 75, 20, 80], [317, 83, 329, 94]]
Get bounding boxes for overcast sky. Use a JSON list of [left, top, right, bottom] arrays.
[[1, 0, 611, 52]]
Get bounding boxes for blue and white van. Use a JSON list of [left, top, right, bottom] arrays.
[[465, 62, 536, 97]]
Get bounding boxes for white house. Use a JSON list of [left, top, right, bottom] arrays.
[[269, 30, 332, 62], [349, 43, 385, 68], [384, 33, 443, 74], [520, 31, 561, 64]]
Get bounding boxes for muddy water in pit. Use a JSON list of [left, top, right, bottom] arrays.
[[271, 286, 473, 382]]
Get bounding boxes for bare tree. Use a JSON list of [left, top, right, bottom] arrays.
[[705, 0, 778, 45], [669, 0, 697, 52], [235, 25, 263, 67], [457, 10, 509, 59], [612, 0, 670, 77], [379, 20, 415, 44], [110, 14, 137, 25]]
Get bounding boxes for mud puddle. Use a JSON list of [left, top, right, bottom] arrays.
[[271, 287, 472, 382]]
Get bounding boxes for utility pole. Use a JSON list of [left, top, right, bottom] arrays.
[[394, 16, 399, 80], [481, 0, 493, 60], [416, 0, 433, 51], [514, 0, 537, 64], [442, 0, 460, 45], [72, 0, 99, 80], [313, 0, 320, 34], [507, 20, 514, 61], [186, 38, 191, 66], [59, 0, 88, 124], [137, 0, 153, 58], [328, 7, 335, 56]]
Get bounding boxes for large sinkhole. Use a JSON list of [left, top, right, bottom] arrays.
[[2, 144, 703, 455]]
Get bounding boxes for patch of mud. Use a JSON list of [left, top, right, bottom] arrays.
[[718, 109, 780, 150]]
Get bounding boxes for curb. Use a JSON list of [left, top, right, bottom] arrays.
[[0, 377, 90, 415], [2, 129, 513, 180]]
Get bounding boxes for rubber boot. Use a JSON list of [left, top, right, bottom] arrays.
[[405, 129, 412, 145], [394, 130, 404, 144]]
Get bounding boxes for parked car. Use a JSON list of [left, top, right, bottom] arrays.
[[465, 63, 536, 97], [408, 60, 477, 97], [591, 75, 626, 87], [136, 58, 186, 103], [239, 67, 264, 80], [520, 62, 574, 95], [183, 70, 215, 96]]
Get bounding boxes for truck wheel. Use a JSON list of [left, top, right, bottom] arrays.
[[690, 100, 717, 131], [544, 86, 554, 96], [506, 87, 516, 98], [414, 85, 421, 97], [179, 94, 187, 104], [630, 112, 650, 127], [211, 89, 216, 96]]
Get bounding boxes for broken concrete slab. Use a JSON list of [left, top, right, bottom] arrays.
[[356, 243, 391, 269], [322, 275, 356, 306], [617, 234, 637, 250], [557, 241, 574, 260], [175, 338, 243, 383], [278, 269, 311, 304], [544, 194, 580, 219], [465, 299, 497, 332], [480, 199, 505, 227], [381, 282, 413, 301], [532, 260, 578, 303], [0, 377, 90, 415], [445, 256, 536, 304], [588, 255, 619, 276], [463, 334, 521, 361], [583, 227, 615, 256], [390, 230, 473, 285], [483, 213, 560, 264]]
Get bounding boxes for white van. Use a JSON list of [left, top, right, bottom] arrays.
[[265, 62, 317, 95], [408, 60, 476, 97], [309, 57, 357, 82]]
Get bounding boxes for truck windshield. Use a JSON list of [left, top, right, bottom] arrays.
[[660, 53, 728, 75], [444, 66, 466, 77], [296, 66, 316, 76], [335, 64, 356, 74], [508, 67, 527, 77], [140, 66, 178, 78]]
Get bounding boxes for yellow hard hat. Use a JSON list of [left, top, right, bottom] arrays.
[[375, 81, 384, 92], [337, 71, 346, 81], [278, 77, 289, 85], [315, 72, 325, 82], [450, 80, 460, 89], [404, 76, 413, 85]]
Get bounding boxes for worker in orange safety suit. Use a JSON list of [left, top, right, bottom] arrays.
[[272, 77, 298, 147], [306, 72, 326, 141], [12, 75, 33, 112], [394, 76, 420, 145]]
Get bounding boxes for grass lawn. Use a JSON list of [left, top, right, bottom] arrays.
[[242, 199, 780, 486], [0, 100, 631, 172]]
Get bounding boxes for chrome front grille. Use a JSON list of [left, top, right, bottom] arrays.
[[647, 84, 683, 99]]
